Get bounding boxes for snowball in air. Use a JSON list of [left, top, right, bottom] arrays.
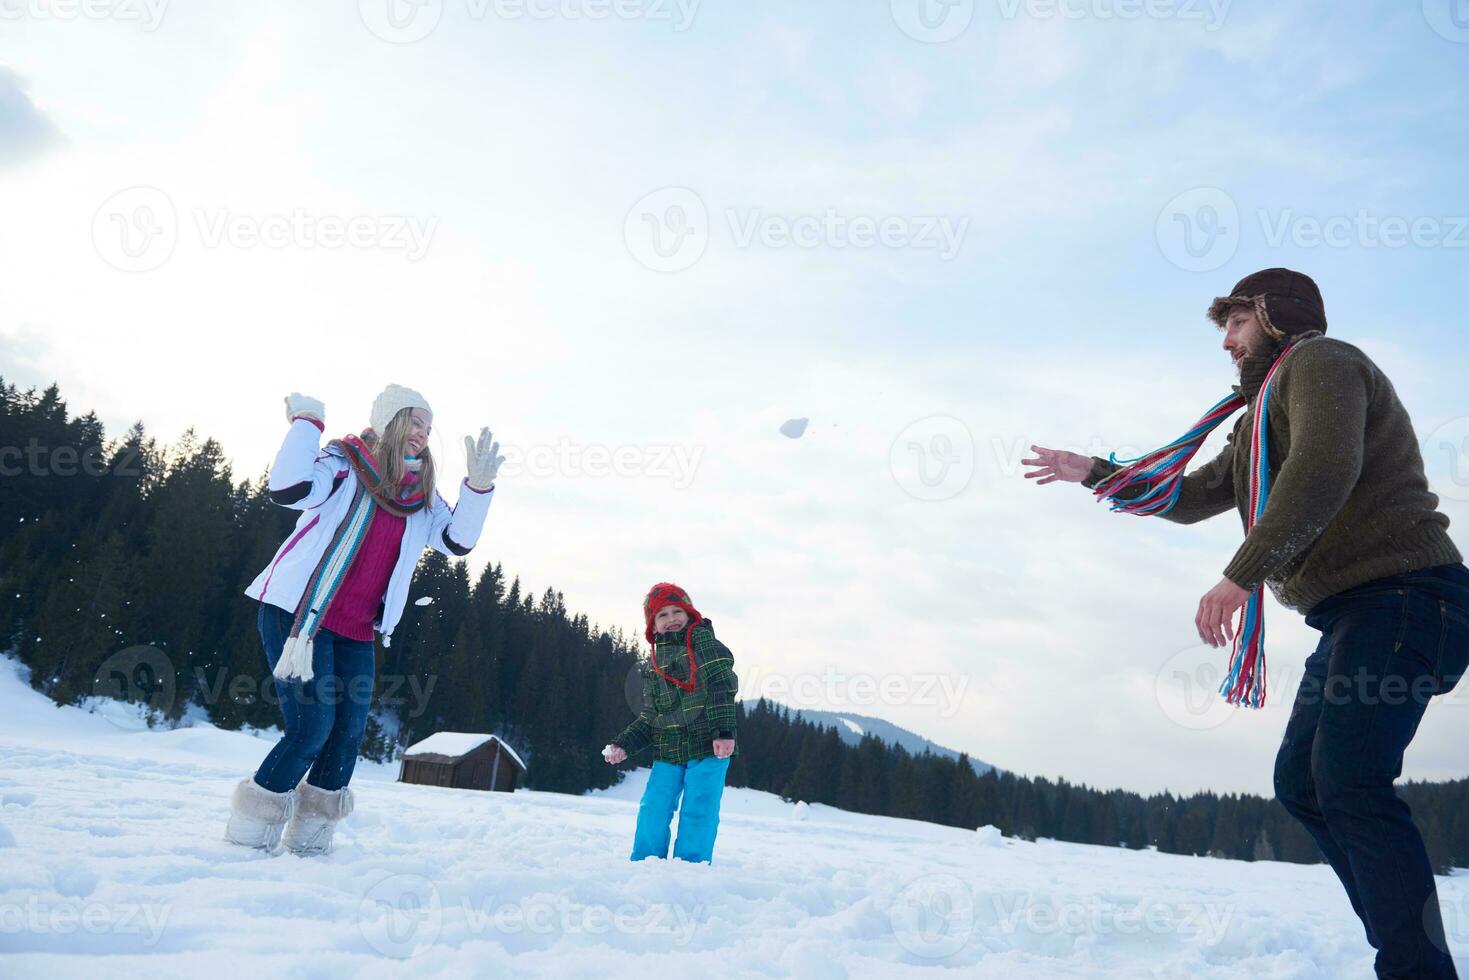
[[780, 418, 809, 439]]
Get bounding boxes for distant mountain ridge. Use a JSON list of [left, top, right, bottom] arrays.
[[747, 700, 996, 775]]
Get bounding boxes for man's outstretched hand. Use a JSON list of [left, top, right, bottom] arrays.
[[1197, 577, 1251, 648], [1022, 445, 1094, 485]]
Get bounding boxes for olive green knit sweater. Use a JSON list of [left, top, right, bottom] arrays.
[[1084, 329, 1461, 613]]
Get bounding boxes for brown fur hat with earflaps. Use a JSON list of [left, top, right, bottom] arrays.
[[1207, 268, 1328, 341]]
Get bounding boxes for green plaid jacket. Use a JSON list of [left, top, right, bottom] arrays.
[[613, 619, 739, 765]]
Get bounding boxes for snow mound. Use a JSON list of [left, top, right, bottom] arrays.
[[975, 824, 1004, 847]]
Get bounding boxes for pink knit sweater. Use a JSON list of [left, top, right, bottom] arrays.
[[320, 504, 407, 642]]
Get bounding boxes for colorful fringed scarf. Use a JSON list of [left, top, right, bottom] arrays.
[[273, 429, 424, 682], [1092, 341, 1301, 708], [332, 430, 427, 517]]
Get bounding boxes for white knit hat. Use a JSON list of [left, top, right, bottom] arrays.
[[370, 383, 433, 434]]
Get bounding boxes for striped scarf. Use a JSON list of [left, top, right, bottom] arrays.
[[1092, 340, 1300, 708], [332, 429, 427, 517], [272, 429, 423, 682]]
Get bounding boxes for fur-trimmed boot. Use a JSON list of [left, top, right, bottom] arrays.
[[283, 780, 354, 856], [225, 777, 295, 853]]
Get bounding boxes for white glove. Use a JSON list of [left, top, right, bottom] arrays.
[[284, 392, 325, 425], [464, 427, 504, 491]]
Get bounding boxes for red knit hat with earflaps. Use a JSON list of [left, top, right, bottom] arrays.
[[643, 582, 704, 692]]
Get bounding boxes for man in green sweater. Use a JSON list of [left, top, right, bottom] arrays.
[[1024, 268, 1469, 979]]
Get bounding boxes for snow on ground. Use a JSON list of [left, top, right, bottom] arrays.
[[2, 655, 1467, 979]]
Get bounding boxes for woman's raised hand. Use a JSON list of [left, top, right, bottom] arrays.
[[1021, 445, 1094, 485], [464, 427, 505, 491], [284, 392, 325, 425]]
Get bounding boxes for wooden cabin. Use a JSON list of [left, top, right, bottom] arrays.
[[398, 732, 527, 793]]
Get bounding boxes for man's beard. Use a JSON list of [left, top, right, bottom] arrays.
[[1235, 333, 1283, 375]]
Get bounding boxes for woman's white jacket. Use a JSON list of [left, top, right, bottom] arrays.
[[243, 418, 494, 644]]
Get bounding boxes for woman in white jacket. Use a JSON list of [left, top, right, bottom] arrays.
[[225, 384, 503, 855]]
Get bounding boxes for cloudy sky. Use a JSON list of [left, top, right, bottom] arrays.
[[2, 0, 1467, 796]]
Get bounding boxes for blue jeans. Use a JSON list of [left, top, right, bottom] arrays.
[[631, 756, 731, 863], [1274, 562, 1469, 980], [252, 601, 376, 794]]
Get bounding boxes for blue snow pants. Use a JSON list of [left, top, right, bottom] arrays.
[[631, 756, 731, 864]]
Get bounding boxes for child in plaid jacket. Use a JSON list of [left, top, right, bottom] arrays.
[[604, 583, 738, 863]]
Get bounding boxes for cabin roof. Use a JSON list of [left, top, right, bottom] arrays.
[[402, 731, 526, 770]]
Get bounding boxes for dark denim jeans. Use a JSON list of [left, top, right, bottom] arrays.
[[1275, 562, 1469, 980], [252, 601, 376, 794]]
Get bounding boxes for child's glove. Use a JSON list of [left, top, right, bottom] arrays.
[[602, 744, 627, 765], [284, 392, 325, 425], [464, 427, 505, 491]]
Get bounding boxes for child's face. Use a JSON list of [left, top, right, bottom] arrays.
[[653, 604, 689, 633]]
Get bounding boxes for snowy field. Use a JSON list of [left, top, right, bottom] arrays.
[[2, 656, 1467, 979]]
